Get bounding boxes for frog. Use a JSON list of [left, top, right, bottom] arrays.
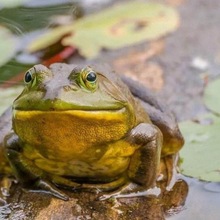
[[0, 63, 184, 201]]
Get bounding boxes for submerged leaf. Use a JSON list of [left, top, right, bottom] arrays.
[[204, 78, 220, 114], [180, 114, 220, 182], [27, 2, 179, 58], [0, 26, 17, 67]]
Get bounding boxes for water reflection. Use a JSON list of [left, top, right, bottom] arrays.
[[168, 176, 220, 220]]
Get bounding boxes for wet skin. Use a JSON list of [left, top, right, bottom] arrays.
[[0, 63, 184, 200]]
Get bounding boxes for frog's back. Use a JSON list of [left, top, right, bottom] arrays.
[[121, 76, 184, 156]]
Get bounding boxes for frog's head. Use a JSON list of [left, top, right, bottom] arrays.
[[13, 63, 130, 111]]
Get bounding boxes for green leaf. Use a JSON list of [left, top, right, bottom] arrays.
[[0, 4, 74, 33], [0, 87, 23, 114], [27, 2, 179, 58], [179, 114, 220, 182], [204, 78, 220, 114], [0, 60, 32, 84], [0, 0, 30, 8], [0, 26, 17, 67]]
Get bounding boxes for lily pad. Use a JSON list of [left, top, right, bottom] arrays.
[[204, 78, 220, 114], [179, 114, 220, 182], [0, 87, 23, 114], [0, 0, 30, 8], [0, 26, 17, 67], [0, 3, 75, 33], [0, 60, 32, 84], [27, 2, 179, 58]]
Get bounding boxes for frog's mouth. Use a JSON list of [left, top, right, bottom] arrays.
[[13, 107, 129, 122]]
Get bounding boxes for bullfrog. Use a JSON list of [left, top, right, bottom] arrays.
[[0, 63, 184, 201]]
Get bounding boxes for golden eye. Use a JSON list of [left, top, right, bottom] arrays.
[[85, 71, 97, 83], [80, 68, 98, 91]]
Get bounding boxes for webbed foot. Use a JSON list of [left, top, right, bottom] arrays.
[[27, 178, 69, 201], [99, 183, 161, 200]]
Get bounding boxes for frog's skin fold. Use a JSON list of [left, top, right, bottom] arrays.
[[0, 63, 184, 201]]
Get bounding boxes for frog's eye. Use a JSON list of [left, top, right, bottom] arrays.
[[24, 71, 32, 83], [86, 71, 97, 83], [24, 67, 36, 84], [80, 69, 98, 91]]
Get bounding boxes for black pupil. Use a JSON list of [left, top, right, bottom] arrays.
[[86, 71, 96, 82], [25, 71, 32, 83]]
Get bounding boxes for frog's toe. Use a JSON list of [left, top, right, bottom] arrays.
[[31, 179, 69, 201], [99, 184, 161, 201], [0, 198, 7, 206], [98, 183, 133, 200], [0, 176, 15, 205]]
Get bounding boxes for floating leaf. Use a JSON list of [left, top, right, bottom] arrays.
[[0, 60, 32, 85], [179, 114, 220, 182], [0, 87, 23, 114], [204, 78, 220, 114], [0, 26, 18, 67], [27, 2, 179, 58], [0, 0, 30, 8], [0, 3, 75, 33]]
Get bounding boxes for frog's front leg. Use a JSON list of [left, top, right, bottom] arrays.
[[127, 123, 162, 188], [100, 123, 162, 200], [4, 133, 69, 201]]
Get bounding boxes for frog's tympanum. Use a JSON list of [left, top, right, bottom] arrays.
[[0, 63, 184, 201]]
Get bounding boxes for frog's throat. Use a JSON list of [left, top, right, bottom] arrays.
[[12, 108, 135, 160]]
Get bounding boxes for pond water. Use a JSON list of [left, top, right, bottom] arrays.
[[168, 176, 220, 220], [0, 0, 219, 219]]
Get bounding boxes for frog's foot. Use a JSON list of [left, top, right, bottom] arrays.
[[160, 154, 180, 191], [27, 178, 69, 201], [99, 183, 161, 200], [0, 176, 15, 205], [5, 135, 70, 201]]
